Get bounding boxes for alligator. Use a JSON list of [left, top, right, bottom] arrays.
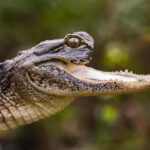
[[0, 31, 149, 137]]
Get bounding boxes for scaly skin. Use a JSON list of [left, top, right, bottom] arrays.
[[0, 31, 149, 137]]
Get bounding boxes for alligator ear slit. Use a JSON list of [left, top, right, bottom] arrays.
[[33, 49, 50, 56]]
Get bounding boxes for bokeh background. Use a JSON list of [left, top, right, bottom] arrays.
[[0, 0, 150, 150]]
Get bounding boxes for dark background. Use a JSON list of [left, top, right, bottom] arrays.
[[0, 0, 150, 150]]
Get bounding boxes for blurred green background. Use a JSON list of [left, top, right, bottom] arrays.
[[0, 0, 150, 150]]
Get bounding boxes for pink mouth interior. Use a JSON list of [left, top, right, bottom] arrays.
[[65, 64, 137, 83]]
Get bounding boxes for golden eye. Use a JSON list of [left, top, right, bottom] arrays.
[[67, 38, 80, 48]]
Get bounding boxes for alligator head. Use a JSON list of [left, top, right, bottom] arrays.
[[0, 31, 149, 137]]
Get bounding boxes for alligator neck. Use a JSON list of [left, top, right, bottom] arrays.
[[0, 69, 73, 137]]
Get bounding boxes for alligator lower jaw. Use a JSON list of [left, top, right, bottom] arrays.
[[41, 60, 139, 83], [64, 63, 138, 83]]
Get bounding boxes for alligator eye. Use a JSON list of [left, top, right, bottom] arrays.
[[67, 38, 80, 48]]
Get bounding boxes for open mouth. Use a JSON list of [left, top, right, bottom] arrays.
[[29, 59, 148, 96], [59, 61, 138, 83], [37, 58, 139, 84]]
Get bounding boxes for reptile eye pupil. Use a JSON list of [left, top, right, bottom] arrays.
[[67, 38, 80, 48]]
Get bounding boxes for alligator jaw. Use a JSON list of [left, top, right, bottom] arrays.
[[63, 63, 150, 94], [30, 61, 150, 96], [65, 64, 138, 83]]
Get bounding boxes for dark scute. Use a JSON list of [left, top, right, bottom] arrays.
[[0, 62, 9, 73]]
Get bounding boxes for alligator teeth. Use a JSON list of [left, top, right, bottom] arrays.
[[83, 70, 137, 82]]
